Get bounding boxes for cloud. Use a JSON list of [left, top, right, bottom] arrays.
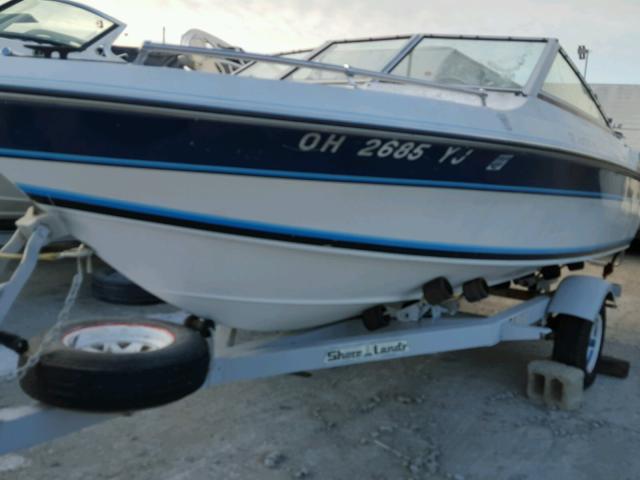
[[79, 0, 640, 83]]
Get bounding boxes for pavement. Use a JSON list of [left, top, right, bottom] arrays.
[[0, 253, 639, 480]]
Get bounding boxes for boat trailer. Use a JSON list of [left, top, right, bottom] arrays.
[[0, 210, 629, 455]]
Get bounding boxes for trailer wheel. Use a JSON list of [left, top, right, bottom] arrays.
[[552, 308, 606, 388], [20, 319, 209, 411], [92, 267, 162, 306]]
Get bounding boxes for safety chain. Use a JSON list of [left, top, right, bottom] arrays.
[[0, 248, 91, 383]]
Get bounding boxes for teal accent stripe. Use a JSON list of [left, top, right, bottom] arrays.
[[18, 183, 633, 258], [0, 146, 625, 201]]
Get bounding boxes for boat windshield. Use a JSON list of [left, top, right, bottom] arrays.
[[391, 37, 547, 89], [0, 0, 115, 48], [238, 36, 547, 91], [237, 38, 411, 81], [288, 38, 410, 82]]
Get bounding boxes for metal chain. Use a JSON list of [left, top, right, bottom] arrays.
[[0, 256, 86, 383]]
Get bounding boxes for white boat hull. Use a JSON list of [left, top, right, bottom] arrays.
[[1, 159, 636, 331], [0, 59, 638, 331]]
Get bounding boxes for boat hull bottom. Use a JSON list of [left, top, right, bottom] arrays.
[[47, 206, 623, 332]]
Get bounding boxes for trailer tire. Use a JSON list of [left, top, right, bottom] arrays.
[[92, 267, 162, 306], [20, 319, 209, 411], [552, 308, 606, 389]]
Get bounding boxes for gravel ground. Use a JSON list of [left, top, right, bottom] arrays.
[[1, 252, 639, 479]]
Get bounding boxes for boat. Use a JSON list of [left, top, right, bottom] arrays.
[[0, 0, 638, 332], [0, 0, 246, 69]]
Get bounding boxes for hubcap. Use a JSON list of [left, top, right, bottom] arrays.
[[63, 324, 175, 354], [585, 314, 604, 374]]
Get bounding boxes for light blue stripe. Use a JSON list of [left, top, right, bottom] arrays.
[[0, 146, 625, 201], [18, 183, 632, 257]]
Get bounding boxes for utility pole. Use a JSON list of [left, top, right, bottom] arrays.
[[578, 45, 590, 80], [162, 27, 166, 44]]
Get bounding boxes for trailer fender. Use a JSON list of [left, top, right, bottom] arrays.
[[548, 276, 621, 323]]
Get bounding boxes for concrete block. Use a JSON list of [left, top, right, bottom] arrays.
[[527, 360, 584, 411]]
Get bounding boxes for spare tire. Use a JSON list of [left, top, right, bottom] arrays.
[[91, 267, 162, 306], [20, 319, 210, 411]]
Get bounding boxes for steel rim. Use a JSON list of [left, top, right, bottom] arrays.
[[585, 314, 604, 374], [63, 324, 175, 354]]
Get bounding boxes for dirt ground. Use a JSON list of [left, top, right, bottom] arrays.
[[1, 252, 640, 480]]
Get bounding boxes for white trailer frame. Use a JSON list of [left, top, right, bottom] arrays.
[[0, 211, 621, 455]]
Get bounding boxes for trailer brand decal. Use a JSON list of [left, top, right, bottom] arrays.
[[324, 340, 409, 364]]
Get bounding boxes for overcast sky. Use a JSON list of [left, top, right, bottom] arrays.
[[72, 0, 640, 84]]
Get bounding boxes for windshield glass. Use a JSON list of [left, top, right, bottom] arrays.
[[0, 0, 114, 48], [238, 50, 312, 79], [542, 53, 607, 126], [391, 37, 546, 89], [289, 38, 409, 82]]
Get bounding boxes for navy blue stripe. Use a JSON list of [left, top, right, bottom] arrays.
[[3, 83, 638, 181], [21, 184, 633, 261], [0, 96, 635, 202]]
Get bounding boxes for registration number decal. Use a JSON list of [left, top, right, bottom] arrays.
[[297, 132, 512, 171]]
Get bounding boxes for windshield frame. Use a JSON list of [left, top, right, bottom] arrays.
[[274, 34, 551, 94], [275, 34, 612, 130], [275, 34, 611, 127], [0, 0, 121, 50]]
